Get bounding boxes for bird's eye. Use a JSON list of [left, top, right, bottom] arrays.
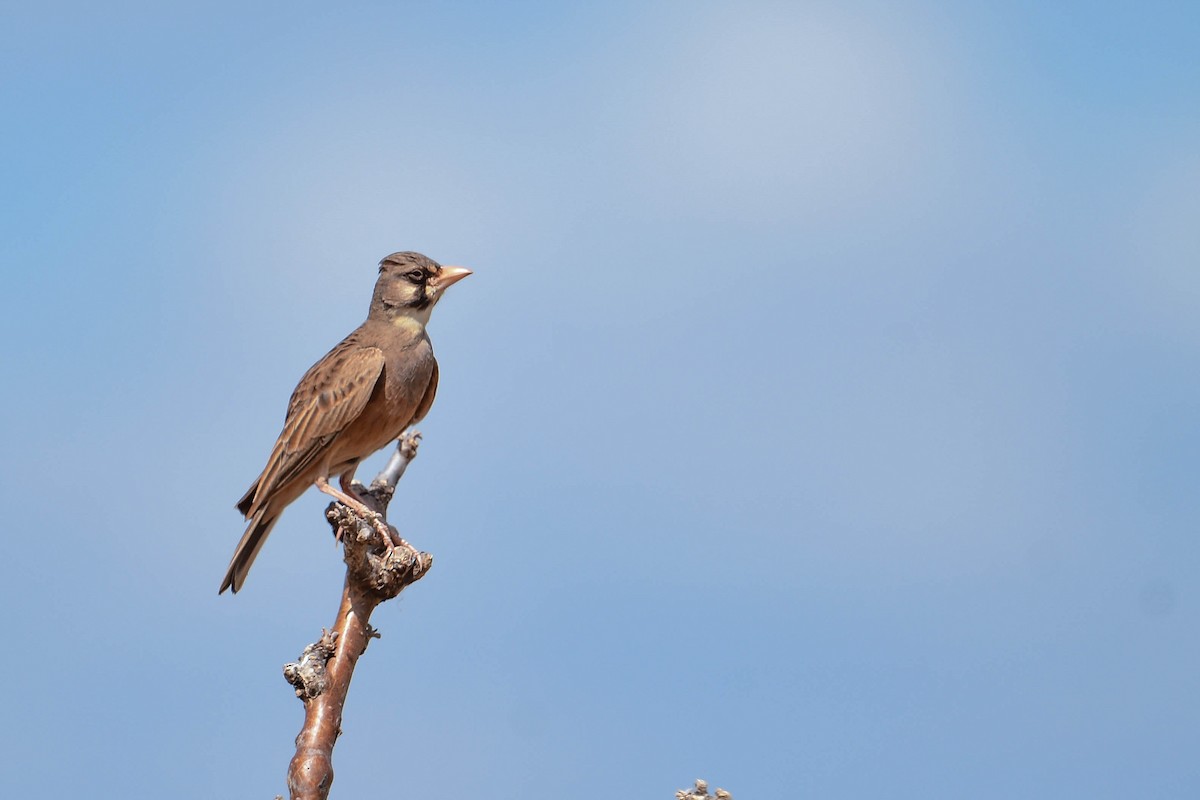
[[406, 269, 424, 282]]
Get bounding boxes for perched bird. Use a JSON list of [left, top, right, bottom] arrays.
[[220, 251, 471, 594]]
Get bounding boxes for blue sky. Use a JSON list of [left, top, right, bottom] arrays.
[[2, 2, 1198, 797]]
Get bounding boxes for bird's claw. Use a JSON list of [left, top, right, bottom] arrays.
[[369, 513, 396, 551]]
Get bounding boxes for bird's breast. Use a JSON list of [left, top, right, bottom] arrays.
[[383, 344, 434, 412]]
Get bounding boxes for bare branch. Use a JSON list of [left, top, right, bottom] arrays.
[[676, 779, 733, 800], [367, 429, 423, 502], [285, 431, 432, 800]]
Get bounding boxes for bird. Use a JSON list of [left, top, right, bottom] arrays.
[[220, 251, 471, 594]]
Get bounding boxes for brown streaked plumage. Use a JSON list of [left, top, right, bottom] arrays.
[[220, 251, 471, 594]]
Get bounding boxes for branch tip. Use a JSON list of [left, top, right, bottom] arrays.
[[675, 779, 732, 800]]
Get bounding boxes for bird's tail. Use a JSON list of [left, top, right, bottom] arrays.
[[236, 476, 260, 518], [219, 507, 280, 594]]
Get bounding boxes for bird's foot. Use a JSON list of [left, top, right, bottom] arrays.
[[369, 514, 397, 555], [367, 520, 424, 575], [328, 499, 392, 550]]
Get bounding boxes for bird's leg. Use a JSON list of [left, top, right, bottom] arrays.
[[316, 476, 396, 553], [337, 469, 400, 553], [316, 475, 375, 524], [338, 469, 364, 500]]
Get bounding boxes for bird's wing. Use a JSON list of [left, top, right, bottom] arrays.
[[247, 344, 386, 517]]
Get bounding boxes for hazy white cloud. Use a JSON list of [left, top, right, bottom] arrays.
[[602, 5, 946, 227]]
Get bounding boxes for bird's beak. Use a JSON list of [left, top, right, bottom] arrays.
[[433, 266, 472, 294]]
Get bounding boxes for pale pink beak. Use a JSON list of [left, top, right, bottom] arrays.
[[434, 266, 472, 294]]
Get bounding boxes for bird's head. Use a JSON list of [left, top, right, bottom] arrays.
[[370, 251, 472, 325]]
